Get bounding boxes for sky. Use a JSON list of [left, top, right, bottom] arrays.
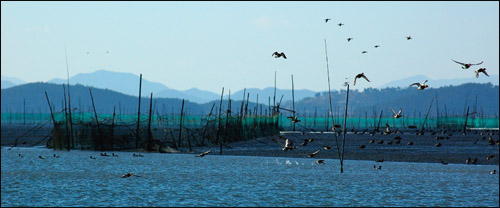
[[1, 1, 499, 94]]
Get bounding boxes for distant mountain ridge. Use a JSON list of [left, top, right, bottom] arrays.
[[2, 82, 498, 117], [47, 70, 219, 104], [379, 74, 499, 89]]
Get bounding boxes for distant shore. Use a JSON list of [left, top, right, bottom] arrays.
[[2, 123, 499, 165]]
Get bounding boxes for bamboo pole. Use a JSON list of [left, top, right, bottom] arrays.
[[147, 93, 153, 151], [136, 74, 142, 149], [421, 97, 435, 133], [45, 92, 56, 127], [63, 85, 70, 151], [178, 99, 185, 148], [64, 46, 74, 149], [200, 102, 215, 146], [89, 88, 102, 150], [224, 90, 231, 143], [324, 38, 341, 158], [273, 71, 276, 116], [291, 74, 295, 131], [463, 106, 470, 135], [111, 106, 116, 149], [376, 110, 383, 132], [217, 88, 224, 154], [340, 84, 350, 173]]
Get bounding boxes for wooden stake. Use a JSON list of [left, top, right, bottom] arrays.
[[136, 74, 142, 149]]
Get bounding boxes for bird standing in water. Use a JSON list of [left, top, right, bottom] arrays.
[[353, 73, 370, 86], [452, 59, 483, 69], [272, 51, 287, 59], [409, 80, 429, 90], [475, 68, 489, 78]]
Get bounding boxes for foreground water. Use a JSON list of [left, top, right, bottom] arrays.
[[2, 147, 498, 207]]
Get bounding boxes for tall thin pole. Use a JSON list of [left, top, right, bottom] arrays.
[[325, 38, 341, 159], [64, 46, 74, 149], [136, 74, 142, 149], [147, 93, 153, 151], [89, 88, 101, 150], [463, 106, 470, 135], [63, 85, 69, 151], [291, 74, 296, 131], [421, 97, 435, 133], [273, 71, 276, 116], [178, 99, 185, 148], [45, 92, 56, 127], [217, 88, 224, 154], [340, 84, 350, 173], [23, 98, 26, 125]]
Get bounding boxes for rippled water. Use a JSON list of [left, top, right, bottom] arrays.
[[2, 147, 498, 207]]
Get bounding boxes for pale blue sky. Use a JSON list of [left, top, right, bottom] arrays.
[[2, 1, 499, 93]]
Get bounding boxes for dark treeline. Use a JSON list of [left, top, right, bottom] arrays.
[[1, 82, 498, 117]]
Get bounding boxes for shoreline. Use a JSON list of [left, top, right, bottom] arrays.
[[2, 124, 499, 165]]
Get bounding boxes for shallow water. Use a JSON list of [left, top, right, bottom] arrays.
[[2, 147, 498, 207]]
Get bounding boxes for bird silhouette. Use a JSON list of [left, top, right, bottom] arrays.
[[406, 36, 412, 40], [39, 156, 45, 159], [452, 60, 483, 69], [338, 23, 344, 26], [325, 18, 331, 23], [347, 37, 353, 42], [391, 107, 403, 118], [490, 170, 497, 174], [409, 80, 428, 90], [307, 150, 321, 158], [374, 45, 380, 48], [287, 116, 301, 123], [281, 139, 296, 151], [475, 68, 489, 78], [323, 146, 332, 150], [316, 160, 325, 165], [362, 51, 368, 54], [353, 73, 370, 86], [272, 51, 287, 59], [196, 150, 212, 157]]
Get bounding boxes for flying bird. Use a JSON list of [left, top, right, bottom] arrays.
[[362, 51, 368, 54], [287, 116, 301, 123], [196, 150, 212, 157], [307, 150, 321, 158], [475, 68, 489, 78], [374, 45, 380, 48], [316, 160, 325, 165], [325, 18, 331, 23], [323, 146, 332, 150], [452, 60, 483, 69], [272, 51, 287, 59], [338, 23, 344, 26], [409, 80, 429, 90], [347, 37, 353, 42], [406, 36, 412, 40], [281, 139, 296, 151], [353, 73, 370, 86], [391, 107, 403, 118]]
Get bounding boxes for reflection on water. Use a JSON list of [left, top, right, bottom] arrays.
[[1, 147, 499, 207]]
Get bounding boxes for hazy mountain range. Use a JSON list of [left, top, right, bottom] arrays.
[[2, 82, 498, 118], [2, 70, 499, 104]]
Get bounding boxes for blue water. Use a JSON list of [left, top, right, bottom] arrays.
[[2, 147, 498, 207]]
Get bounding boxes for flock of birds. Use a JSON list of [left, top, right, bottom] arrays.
[[274, 18, 490, 92]]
